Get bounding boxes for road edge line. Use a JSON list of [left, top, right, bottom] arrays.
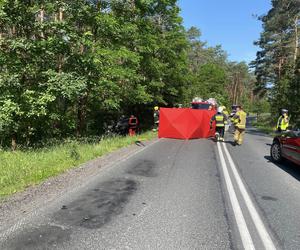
[[217, 142, 255, 250], [222, 143, 276, 250]]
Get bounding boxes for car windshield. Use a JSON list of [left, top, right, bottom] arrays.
[[191, 103, 211, 110]]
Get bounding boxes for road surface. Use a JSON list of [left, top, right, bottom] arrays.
[[1, 127, 300, 249]]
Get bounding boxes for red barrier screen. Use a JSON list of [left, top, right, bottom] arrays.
[[158, 108, 215, 139]]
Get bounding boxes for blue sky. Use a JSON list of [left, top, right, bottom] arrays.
[[178, 0, 271, 63]]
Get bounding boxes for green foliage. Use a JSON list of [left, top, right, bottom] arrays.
[[252, 99, 271, 115], [0, 131, 156, 198], [184, 26, 254, 108], [253, 0, 300, 122], [0, 1, 256, 148]]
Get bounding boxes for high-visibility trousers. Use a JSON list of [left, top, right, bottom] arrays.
[[234, 128, 245, 145]]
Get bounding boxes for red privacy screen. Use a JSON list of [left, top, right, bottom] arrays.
[[158, 108, 215, 139]]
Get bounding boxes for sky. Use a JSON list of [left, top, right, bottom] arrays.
[[178, 0, 272, 63]]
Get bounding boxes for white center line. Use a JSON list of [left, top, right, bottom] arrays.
[[222, 142, 276, 250], [217, 142, 255, 250]]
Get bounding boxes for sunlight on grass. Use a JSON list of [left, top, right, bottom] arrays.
[[0, 131, 156, 198], [251, 114, 276, 136]]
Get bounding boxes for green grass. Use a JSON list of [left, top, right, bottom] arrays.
[[251, 113, 276, 136], [0, 131, 156, 198]]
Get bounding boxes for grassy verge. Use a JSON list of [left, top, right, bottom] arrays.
[[0, 131, 156, 198], [251, 113, 276, 136]]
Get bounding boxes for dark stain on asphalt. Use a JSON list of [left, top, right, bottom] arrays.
[[127, 160, 156, 177], [5, 225, 71, 250], [261, 195, 278, 201], [135, 140, 146, 147], [53, 178, 138, 229]]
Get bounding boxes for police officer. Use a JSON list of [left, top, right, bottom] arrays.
[[276, 109, 289, 132], [231, 105, 247, 146], [210, 107, 227, 141], [153, 106, 160, 131]]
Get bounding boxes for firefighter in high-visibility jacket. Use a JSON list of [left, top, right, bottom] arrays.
[[221, 106, 229, 131], [210, 107, 227, 141], [153, 106, 160, 132], [231, 105, 247, 145], [276, 109, 289, 132]]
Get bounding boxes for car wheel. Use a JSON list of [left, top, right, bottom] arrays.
[[270, 141, 282, 163]]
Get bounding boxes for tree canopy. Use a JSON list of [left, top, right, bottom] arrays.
[[0, 0, 256, 149], [252, 0, 300, 124]]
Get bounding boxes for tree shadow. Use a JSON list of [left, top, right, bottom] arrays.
[[264, 156, 300, 182], [246, 128, 272, 137]]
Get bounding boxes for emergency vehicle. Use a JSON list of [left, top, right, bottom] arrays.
[[191, 97, 217, 110]]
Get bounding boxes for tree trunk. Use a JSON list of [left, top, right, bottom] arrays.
[[294, 16, 299, 66], [59, 8, 63, 22], [11, 133, 17, 151], [57, 7, 64, 72], [233, 73, 239, 104], [40, 6, 45, 38], [278, 57, 283, 80], [76, 93, 88, 137]]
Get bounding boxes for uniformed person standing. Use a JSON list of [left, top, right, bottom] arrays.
[[231, 105, 247, 146], [221, 106, 229, 132], [210, 107, 227, 141], [153, 106, 160, 131], [276, 109, 289, 132]]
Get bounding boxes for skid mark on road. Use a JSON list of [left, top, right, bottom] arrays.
[[261, 196, 278, 202], [54, 178, 138, 229], [3, 178, 138, 249], [127, 160, 157, 177], [3, 225, 71, 250]]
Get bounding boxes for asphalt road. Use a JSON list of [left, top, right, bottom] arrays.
[[1, 127, 300, 249]]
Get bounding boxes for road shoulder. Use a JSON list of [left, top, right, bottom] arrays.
[[0, 139, 158, 232]]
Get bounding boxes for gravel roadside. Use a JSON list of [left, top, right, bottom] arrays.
[[0, 138, 158, 233]]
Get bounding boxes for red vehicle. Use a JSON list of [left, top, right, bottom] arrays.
[[191, 97, 217, 110], [270, 129, 300, 165], [191, 101, 212, 110]]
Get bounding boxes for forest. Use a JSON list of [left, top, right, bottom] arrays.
[[253, 0, 300, 126], [0, 0, 270, 149]]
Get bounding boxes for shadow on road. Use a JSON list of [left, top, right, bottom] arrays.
[[264, 156, 300, 182], [246, 128, 271, 137], [224, 140, 236, 146]]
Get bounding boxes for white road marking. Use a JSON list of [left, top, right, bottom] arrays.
[[222, 142, 276, 250], [217, 142, 255, 250]]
